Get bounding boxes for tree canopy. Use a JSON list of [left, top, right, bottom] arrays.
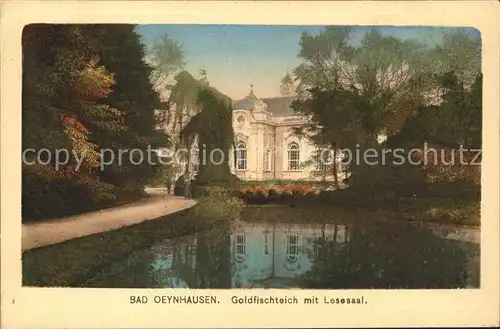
[[170, 71, 236, 185], [22, 24, 168, 220], [292, 27, 482, 190]]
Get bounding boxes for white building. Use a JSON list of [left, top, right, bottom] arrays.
[[229, 82, 336, 181], [159, 73, 347, 182]]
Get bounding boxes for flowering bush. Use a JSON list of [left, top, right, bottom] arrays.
[[236, 184, 323, 203]]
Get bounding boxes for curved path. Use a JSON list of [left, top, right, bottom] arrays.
[[22, 188, 196, 251]]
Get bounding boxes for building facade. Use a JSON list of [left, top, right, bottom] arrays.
[[229, 80, 343, 181], [158, 74, 346, 182]]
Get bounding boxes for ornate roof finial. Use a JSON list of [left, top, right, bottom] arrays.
[[250, 84, 254, 92], [200, 69, 208, 85], [280, 71, 295, 96]]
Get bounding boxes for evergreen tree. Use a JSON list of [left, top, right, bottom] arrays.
[[22, 24, 125, 219], [91, 25, 168, 187]]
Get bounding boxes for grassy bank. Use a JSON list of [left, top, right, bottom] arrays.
[[241, 200, 480, 228], [22, 186, 478, 287], [237, 191, 480, 227], [23, 186, 244, 287], [22, 207, 226, 287]]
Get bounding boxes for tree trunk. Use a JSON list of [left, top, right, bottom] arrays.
[[332, 147, 339, 189], [184, 146, 191, 199], [321, 149, 327, 182]]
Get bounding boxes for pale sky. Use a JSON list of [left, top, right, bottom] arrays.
[[136, 25, 480, 100]]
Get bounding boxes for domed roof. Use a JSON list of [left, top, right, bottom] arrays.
[[233, 84, 260, 110], [232, 83, 297, 117]]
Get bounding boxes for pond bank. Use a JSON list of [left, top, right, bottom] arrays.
[[23, 198, 480, 287], [22, 202, 231, 287], [22, 188, 196, 251]]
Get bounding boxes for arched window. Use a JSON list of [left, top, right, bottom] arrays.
[[287, 142, 300, 170], [236, 142, 247, 170]]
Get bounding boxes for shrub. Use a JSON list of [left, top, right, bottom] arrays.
[[22, 163, 118, 221], [267, 187, 281, 202], [192, 186, 245, 223], [232, 183, 328, 204]]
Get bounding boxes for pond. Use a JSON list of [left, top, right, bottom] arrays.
[[83, 207, 480, 289]]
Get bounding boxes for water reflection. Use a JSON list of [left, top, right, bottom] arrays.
[[84, 219, 479, 289], [230, 222, 350, 288]]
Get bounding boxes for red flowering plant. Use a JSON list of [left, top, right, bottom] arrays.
[[292, 185, 309, 196], [255, 186, 269, 198], [281, 184, 294, 196], [234, 183, 324, 203], [237, 187, 253, 201]]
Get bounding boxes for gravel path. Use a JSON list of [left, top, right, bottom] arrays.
[[22, 188, 196, 251]]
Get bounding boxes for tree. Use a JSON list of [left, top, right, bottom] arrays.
[[292, 27, 482, 191], [292, 87, 362, 187], [22, 24, 125, 172], [146, 33, 185, 91], [176, 72, 237, 186], [22, 24, 170, 219], [22, 24, 127, 219], [91, 25, 169, 187]]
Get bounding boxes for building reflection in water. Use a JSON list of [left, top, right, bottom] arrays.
[[230, 222, 350, 288], [146, 221, 351, 288], [85, 218, 475, 289]]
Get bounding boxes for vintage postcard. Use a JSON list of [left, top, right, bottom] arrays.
[[1, 1, 499, 328]]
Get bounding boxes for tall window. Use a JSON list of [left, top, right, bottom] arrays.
[[287, 142, 300, 170], [235, 234, 246, 262], [286, 234, 300, 262], [236, 142, 247, 170]]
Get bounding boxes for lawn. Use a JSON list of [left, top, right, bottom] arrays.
[[22, 207, 225, 287]]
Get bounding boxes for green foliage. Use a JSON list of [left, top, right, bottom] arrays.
[[169, 71, 237, 186], [92, 25, 169, 187], [292, 27, 482, 192], [168, 70, 204, 131], [22, 24, 123, 171], [22, 163, 116, 221], [191, 187, 245, 223], [147, 33, 185, 90], [22, 206, 228, 287], [22, 24, 167, 219]]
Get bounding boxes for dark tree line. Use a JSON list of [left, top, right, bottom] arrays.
[[291, 27, 482, 194], [22, 24, 167, 220]]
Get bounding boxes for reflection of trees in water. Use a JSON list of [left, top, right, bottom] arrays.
[[84, 250, 159, 288], [193, 226, 232, 288], [302, 222, 474, 289], [86, 216, 477, 289], [300, 223, 350, 288], [148, 229, 232, 288]]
